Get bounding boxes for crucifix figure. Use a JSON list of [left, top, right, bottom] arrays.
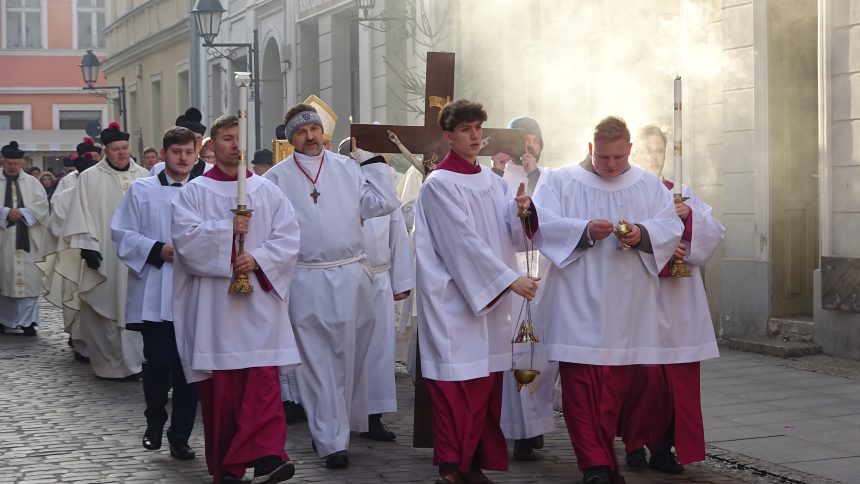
[[351, 51, 528, 449], [310, 188, 320, 203]]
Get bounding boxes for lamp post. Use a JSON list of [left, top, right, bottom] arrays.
[[79, 49, 128, 130], [191, 0, 262, 150]]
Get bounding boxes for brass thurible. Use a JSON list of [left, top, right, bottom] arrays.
[[512, 204, 540, 390], [229, 205, 255, 294]]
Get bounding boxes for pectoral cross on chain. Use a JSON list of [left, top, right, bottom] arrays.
[[310, 188, 320, 204]]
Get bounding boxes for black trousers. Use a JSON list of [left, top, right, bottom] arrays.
[[139, 322, 198, 445]]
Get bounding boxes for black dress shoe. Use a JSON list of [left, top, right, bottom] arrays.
[[73, 351, 90, 363], [324, 450, 349, 469], [582, 466, 612, 484], [625, 448, 648, 468], [649, 448, 684, 474], [222, 475, 248, 483], [169, 441, 196, 460], [359, 414, 396, 441], [142, 427, 163, 450], [252, 456, 295, 483], [22, 324, 36, 336], [0, 325, 6, 334], [531, 434, 544, 449], [282, 401, 306, 423], [513, 438, 537, 461]]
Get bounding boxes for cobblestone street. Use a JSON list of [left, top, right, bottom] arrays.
[[0, 301, 853, 483]]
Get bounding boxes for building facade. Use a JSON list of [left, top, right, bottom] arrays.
[[0, 0, 109, 173]]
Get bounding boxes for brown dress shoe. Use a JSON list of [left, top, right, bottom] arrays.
[[434, 468, 462, 484], [462, 468, 494, 484]]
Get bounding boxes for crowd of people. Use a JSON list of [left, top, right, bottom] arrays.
[[0, 95, 725, 484]]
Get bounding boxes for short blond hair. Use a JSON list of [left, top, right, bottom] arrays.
[[210, 114, 238, 140], [593, 116, 630, 143]]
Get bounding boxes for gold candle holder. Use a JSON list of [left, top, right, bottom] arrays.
[[229, 205, 255, 294], [614, 220, 632, 250], [670, 193, 692, 278]]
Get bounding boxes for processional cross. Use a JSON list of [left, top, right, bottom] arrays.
[[351, 52, 527, 448]]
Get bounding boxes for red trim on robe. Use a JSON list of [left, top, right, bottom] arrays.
[[559, 362, 634, 482], [425, 372, 508, 473], [617, 363, 705, 464], [435, 150, 482, 175], [203, 163, 253, 181], [195, 367, 288, 483], [659, 179, 693, 278]]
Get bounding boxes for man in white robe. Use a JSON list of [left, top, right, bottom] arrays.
[[112, 126, 203, 461], [619, 125, 724, 474], [491, 116, 558, 462], [0, 141, 49, 335], [533, 116, 683, 484], [38, 153, 99, 358], [54, 122, 148, 379], [171, 114, 301, 484], [415, 100, 541, 484], [264, 103, 399, 469], [334, 141, 415, 441]]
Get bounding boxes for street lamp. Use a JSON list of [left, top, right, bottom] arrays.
[[191, 0, 262, 150], [79, 49, 128, 130], [353, 0, 416, 34]]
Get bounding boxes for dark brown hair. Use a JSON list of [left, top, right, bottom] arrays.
[[210, 114, 239, 140], [594, 116, 631, 143], [438, 99, 487, 132], [162, 127, 196, 150], [143, 146, 158, 155]]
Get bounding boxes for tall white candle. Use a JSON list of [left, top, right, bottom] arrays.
[[673, 76, 683, 193], [235, 72, 251, 206]]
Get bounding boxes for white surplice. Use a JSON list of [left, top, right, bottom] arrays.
[[415, 166, 536, 382], [362, 205, 414, 414], [0, 171, 49, 328], [111, 176, 181, 324], [171, 174, 302, 383], [496, 164, 558, 440], [533, 164, 684, 365], [53, 159, 148, 378], [656, 183, 724, 361], [263, 149, 399, 457]]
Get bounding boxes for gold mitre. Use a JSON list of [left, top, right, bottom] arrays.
[[303, 94, 338, 142]]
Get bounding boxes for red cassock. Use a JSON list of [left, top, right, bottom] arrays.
[[559, 363, 636, 480], [620, 363, 705, 464], [425, 372, 509, 474], [196, 366, 289, 483]]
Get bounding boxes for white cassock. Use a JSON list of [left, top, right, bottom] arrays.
[[110, 176, 181, 324], [362, 205, 414, 414], [533, 165, 684, 365], [170, 174, 302, 383], [264, 149, 399, 456], [657, 184, 723, 360], [38, 180, 86, 353], [415, 167, 535, 382], [395, 166, 423, 373], [53, 172, 78, 196], [53, 159, 148, 378], [0, 171, 49, 329], [496, 165, 559, 440]]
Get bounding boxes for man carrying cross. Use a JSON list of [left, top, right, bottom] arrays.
[[264, 103, 399, 469]]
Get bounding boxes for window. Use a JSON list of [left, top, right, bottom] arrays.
[[151, 79, 162, 142], [5, 0, 43, 48], [77, 0, 106, 49], [0, 111, 24, 129], [59, 110, 104, 130], [177, 69, 190, 111]]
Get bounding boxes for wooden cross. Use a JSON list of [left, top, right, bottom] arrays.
[[350, 52, 527, 175], [310, 188, 320, 204], [351, 52, 527, 449]]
